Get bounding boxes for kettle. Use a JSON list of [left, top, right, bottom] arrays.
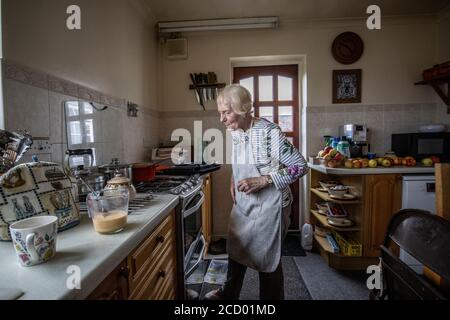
[[103, 172, 136, 201]]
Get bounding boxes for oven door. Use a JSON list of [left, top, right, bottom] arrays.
[[185, 233, 206, 278], [183, 191, 205, 273]]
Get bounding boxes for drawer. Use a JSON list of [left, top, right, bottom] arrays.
[[129, 241, 176, 300], [153, 267, 176, 300], [128, 211, 174, 291]]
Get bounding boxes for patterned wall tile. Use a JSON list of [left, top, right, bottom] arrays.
[[48, 75, 79, 98], [78, 86, 101, 104], [3, 61, 48, 90]]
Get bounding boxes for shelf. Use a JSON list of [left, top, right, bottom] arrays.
[[189, 83, 226, 90], [310, 188, 360, 204], [414, 74, 450, 113], [414, 73, 450, 85], [314, 234, 378, 270], [310, 210, 360, 232]]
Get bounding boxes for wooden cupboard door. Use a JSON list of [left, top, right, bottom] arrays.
[[202, 174, 212, 250], [87, 260, 129, 300], [127, 211, 174, 293], [363, 174, 402, 257]]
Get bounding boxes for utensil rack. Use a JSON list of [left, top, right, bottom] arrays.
[[189, 72, 225, 110]]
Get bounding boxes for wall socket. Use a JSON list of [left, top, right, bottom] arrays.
[[30, 138, 52, 154]]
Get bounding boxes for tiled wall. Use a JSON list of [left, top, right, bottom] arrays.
[[305, 103, 442, 157], [3, 60, 159, 165]]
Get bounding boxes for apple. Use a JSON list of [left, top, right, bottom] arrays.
[[368, 159, 378, 168], [352, 160, 362, 168], [344, 160, 353, 168], [421, 158, 433, 167], [376, 157, 384, 165], [381, 158, 392, 167], [327, 159, 339, 168], [430, 156, 440, 164], [333, 153, 344, 162], [324, 154, 332, 161], [402, 156, 416, 167], [361, 159, 369, 168], [318, 150, 325, 158], [328, 149, 338, 158], [393, 157, 403, 166]]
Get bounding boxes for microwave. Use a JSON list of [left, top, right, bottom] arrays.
[[391, 132, 450, 162]]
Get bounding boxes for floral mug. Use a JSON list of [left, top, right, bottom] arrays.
[[9, 216, 58, 267]]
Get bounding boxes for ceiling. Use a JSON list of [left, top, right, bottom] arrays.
[[144, 0, 450, 21]]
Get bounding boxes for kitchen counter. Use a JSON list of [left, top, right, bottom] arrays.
[[308, 163, 435, 175], [0, 194, 179, 300]]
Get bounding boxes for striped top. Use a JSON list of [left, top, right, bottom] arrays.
[[231, 118, 309, 207]]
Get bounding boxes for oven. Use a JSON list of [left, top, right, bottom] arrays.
[[182, 190, 206, 278]]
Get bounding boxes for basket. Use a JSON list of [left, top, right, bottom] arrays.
[[331, 230, 362, 257]]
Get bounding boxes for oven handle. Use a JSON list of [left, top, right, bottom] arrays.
[[185, 234, 206, 278], [183, 191, 205, 218]]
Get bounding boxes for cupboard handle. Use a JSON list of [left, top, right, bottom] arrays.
[[119, 266, 129, 278], [158, 270, 166, 278], [156, 235, 165, 243]]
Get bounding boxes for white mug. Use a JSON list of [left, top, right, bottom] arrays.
[[9, 216, 58, 267]]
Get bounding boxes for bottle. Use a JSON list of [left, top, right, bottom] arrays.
[[337, 139, 351, 158], [331, 137, 340, 149], [301, 223, 313, 251]]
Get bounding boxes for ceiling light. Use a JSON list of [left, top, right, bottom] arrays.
[[158, 17, 279, 34]]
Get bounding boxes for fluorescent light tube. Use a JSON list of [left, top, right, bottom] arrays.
[[158, 17, 278, 34]]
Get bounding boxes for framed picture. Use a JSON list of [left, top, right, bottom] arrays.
[[332, 69, 361, 103]]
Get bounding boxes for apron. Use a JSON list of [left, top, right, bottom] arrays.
[[227, 127, 284, 273]]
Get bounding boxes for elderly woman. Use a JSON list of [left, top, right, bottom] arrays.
[[205, 84, 309, 300]]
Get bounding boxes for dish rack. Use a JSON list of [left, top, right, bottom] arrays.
[[0, 129, 33, 175]]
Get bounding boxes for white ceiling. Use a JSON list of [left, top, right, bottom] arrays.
[[144, 0, 449, 21]]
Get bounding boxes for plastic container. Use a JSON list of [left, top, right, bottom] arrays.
[[337, 140, 351, 158], [331, 137, 340, 149], [86, 190, 129, 234], [301, 223, 313, 250]]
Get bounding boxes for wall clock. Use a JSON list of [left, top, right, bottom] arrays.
[[332, 32, 364, 65]]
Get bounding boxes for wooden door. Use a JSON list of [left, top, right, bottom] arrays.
[[363, 174, 402, 257], [234, 65, 300, 229], [87, 260, 129, 300]]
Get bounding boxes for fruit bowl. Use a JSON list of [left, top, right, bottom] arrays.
[[319, 181, 339, 190], [328, 185, 349, 197]]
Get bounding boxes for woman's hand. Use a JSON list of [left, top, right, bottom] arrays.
[[230, 176, 236, 204], [237, 176, 270, 194]]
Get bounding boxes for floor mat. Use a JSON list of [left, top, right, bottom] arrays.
[[293, 252, 370, 300], [282, 233, 307, 257]]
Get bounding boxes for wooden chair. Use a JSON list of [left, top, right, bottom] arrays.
[[376, 209, 450, 300]]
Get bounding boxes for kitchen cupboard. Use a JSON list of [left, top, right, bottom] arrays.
[[202, 173, 212, 255], [309, 168, 402, 270], [88, 210, 177, 300]]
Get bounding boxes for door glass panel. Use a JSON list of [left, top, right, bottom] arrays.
[[239, 77, 254, 101], [259, 76, 273, 101], [83, 102, 94, 114], [84, 119, 95, 143], [66, 101, 79, 116], [279, 106, 294, 132], [259, 106, 274, 123], [69, 121, 82, 145], [278, 76, 293, 101]]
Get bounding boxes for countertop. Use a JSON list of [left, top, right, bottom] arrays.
[[308, 163, 435, 175], [0, 193, 179, 300]]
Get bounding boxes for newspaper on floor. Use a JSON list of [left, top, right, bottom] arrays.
[[203, 259, 228, 285], [185, 259, 208, 285]]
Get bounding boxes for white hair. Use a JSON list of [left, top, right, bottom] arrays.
[[217, 84, 253, 116]]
